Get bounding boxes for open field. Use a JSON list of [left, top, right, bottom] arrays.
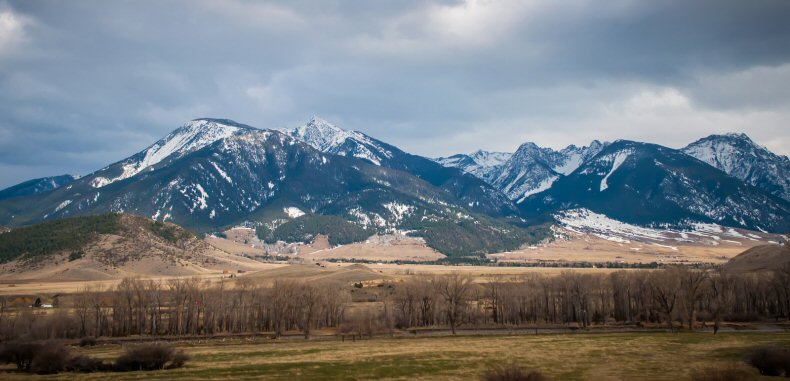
[[0, 262, 639, 295], [488, 234, 755, 265], [1, 332, 789, 380]]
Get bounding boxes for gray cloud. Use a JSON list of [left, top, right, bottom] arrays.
[[1, 0, 790, 188]]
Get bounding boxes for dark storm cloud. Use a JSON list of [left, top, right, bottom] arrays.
[[1, 0, 790, 188]]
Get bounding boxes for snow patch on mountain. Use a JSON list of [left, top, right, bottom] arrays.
[[90, 177, 112, 188], [210, 161, 233, 184], [383, 202, 414, 224], [54, 199, 72, 213], [553, 153, 583, 176], [284, 207, 305, 218], [434, 150, 512, 180], [517, 176, 558, 203], [555, 208, 780, 245], [600, 150, 631, 191], [554, 141, 606, 175]]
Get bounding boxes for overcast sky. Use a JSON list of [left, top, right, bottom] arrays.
[[1, 0, 790, 188]]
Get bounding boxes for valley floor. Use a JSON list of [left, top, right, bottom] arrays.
[[0, 263, 633, 295], [1, 331, 788, 380]]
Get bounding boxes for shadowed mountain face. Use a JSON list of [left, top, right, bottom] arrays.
[[0, 175, 75, 201], [285, 117, 519, 217], [520, 140, 790, 232]]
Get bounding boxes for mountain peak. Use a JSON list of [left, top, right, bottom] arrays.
[[285, 117, 394, 166], [308, 115, 333, 126], [291, 117, 352, 152], [189, 118, 258, 131], [723, 132, 751, 141], [88, 119, 248, 188], [683, 132, 790, 201], [515, 142, 542, 153]]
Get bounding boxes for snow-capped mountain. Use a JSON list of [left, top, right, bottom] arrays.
[[521, 140, 790, 232], [440, 140, 607, 203], [284, 117, 519, 217], [434, 150, 512, 180], [554, 141, 607, 175], [89, 119, 255, 188], [0, 118, 540, 257], [682, 133, 790, 202], [0, 174, 75, 200], [486, 142, 563, 202], [284, 116, 394, 166]]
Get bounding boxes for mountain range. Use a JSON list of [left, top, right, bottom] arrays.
[[0, 118, 538, 258], [1, 117, 789, 258]]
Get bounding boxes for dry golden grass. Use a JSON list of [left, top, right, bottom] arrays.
[[1, 332, 787, 380], [0, 263, 638, 295], [490, 233, 765, 265]]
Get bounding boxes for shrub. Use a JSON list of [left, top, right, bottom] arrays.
[[29, 341, 70, 374], [690, 366, 756, 381], [66, 355, 108, 372], [481, 364, 546, 381], [114, 343, 186, 371], [79, 336, 98, 347], [0, 341, 41, 370], [747, 346, 790, 377]]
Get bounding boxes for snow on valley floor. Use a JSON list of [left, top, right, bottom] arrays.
[[490, 209, 786, 265]]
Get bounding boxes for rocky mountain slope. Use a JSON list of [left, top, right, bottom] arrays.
[[683, 133, 790, 202], [434, 150, 512, 180], [285, 117, 518, 217], [437, 140, 607, 202]]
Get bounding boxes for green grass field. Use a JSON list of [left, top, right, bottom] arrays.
[[2, 332, 789, 380]]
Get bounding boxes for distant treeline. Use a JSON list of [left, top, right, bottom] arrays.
[[254, 213, 552, 258], [256, 214, 372, 246], [324, 257, 672, 269], [403, 219, 552, 257], [1, 266, 788, 341]]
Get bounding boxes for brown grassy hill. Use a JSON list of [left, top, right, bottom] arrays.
[[724, 244, 790, 273], [0, 214, 266, 281]]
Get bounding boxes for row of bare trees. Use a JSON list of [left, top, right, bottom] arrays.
[[0, 277, 348, 341], [389, 266, 790, 333], [1, 265, 788, 340]]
